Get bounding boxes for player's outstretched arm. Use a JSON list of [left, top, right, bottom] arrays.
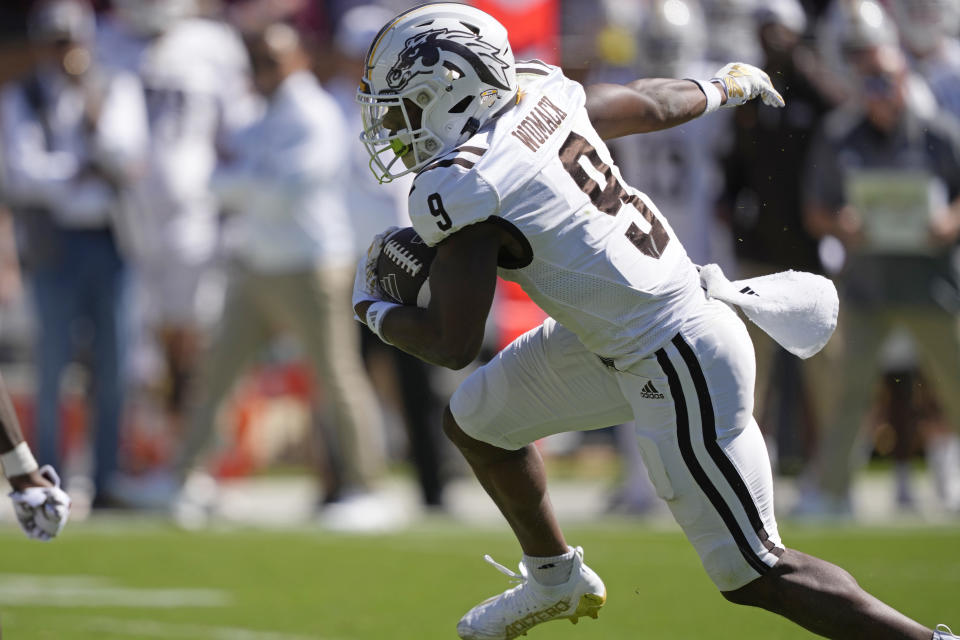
[[0, 372, 71, 541], [586, 78, 720, 140], [354, 223, 502, 370], [585, 62, 785, 141]]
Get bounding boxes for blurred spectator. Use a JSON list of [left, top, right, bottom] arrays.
[[798, 42, 960, 516], [226, 0, 327, 38], [327, 4, 409, 259], [719, 0, 842, 473], [811, 0, 951, 508], [884, 0, 960, 508], [329, 4, 449, 509], [95, 0, 254, 437], [724, 0, 844, 274], [0, 0, 148, 507], [888, 0, 960, 120], [175, 22, 393, 530]]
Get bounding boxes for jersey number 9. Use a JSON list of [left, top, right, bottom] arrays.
[[428, 192, 453, 231]]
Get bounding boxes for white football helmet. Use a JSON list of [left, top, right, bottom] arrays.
[[834, 0, 898, 52], [700, 0, 761, 63], [637, 0, 707, 78], [357, 3, 518, 182], [888, 0, 960, 56], [816, 0, 897, 80]]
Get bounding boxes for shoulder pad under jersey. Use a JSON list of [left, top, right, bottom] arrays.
[[408, 144, 499, 246]]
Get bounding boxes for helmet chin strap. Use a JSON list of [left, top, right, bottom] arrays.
[[455, 89, 518, 144], [458, 116, 481, 140]]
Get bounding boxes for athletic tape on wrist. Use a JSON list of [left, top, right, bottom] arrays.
[[688, 78, 723, 114], [1, 442, 39, 478], [366, 301, 400, 343]]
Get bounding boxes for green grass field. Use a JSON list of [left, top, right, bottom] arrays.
[[0, 518, 957, 639]]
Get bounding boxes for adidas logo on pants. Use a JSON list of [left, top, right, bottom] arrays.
[[640, 381, 665, 399]]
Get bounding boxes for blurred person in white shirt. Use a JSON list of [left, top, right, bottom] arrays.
[[327, 5, 412, 252], [0, 0, 148, 507], [95, 0, 254, 435], [173, 22, 392, 530]]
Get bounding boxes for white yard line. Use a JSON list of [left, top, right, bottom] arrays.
[[0, 574, 229, 607], [0, 576, 345, 638], [82, 616, 340, 640]]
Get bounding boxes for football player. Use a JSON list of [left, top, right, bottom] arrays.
[[353, 4, 958, 640], [0, 372, 70, 541], [96, 0, 254, 434]]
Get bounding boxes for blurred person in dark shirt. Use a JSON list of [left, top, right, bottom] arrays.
[[328, 4, 449, 510], [719, 0, 843, 474], [724, 0, 844, 274], [798, 42, 960, 516], [885, 0, 960, 511]]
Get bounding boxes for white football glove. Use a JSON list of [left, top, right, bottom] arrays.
[[352, 226, 399, 317], [712, 62, 785, 108], [9, 465, 71, 541]]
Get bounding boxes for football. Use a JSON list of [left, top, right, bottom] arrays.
[[376, 227, 436, 307]]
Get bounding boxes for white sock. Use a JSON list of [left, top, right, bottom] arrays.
[[523, 547, 575, 586]]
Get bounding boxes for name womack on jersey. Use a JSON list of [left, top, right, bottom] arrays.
[[510, 95, 568, 152]]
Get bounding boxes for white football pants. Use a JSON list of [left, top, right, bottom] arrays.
[[451, 298, 783, 591]]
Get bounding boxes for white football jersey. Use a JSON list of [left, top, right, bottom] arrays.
[[408, 61, 702, 369]]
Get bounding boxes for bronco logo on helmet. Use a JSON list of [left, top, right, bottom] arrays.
[[386, 27, 512, 92]]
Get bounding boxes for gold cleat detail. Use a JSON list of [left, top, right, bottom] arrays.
[[503, 592, 606, 639], [568, 592, 605, 626]]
